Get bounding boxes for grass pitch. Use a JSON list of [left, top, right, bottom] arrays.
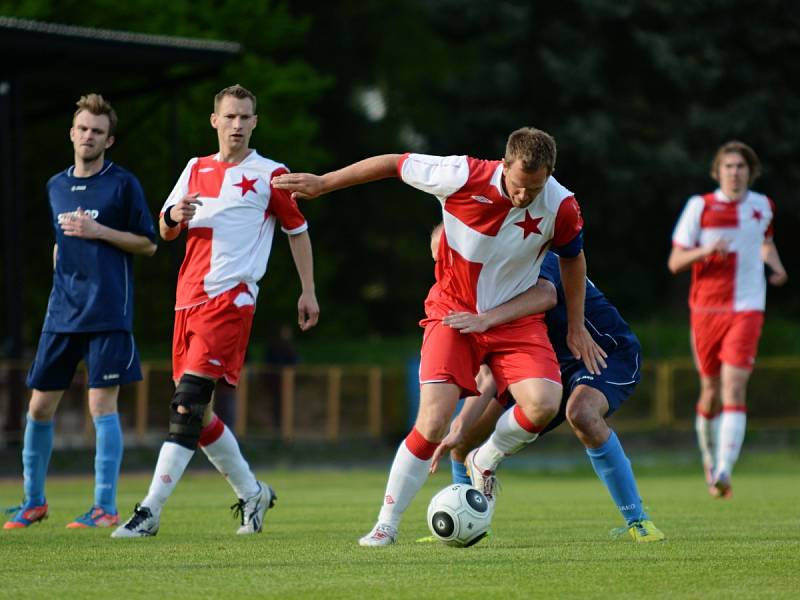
[[1, 453, 798, 599]]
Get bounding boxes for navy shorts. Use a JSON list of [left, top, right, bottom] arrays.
[[541, 340, 642, 436], [27, 331, 142, 391]]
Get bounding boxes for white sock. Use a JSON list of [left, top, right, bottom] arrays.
[[377, 441, 431, 528], [200, 424, 259, 500], [694, 412, 720, 470], [716, 409, 746, 476], [474, 407, 539, 471], [141, 442, 195, 513]]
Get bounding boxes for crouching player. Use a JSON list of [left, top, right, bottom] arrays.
[[430, 229, 665, 542]]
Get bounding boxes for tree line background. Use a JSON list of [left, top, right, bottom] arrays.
[[2, 0, 798, 362]]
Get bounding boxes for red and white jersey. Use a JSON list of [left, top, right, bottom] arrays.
[[162, 151, 307, 309], [672, 189, 774, 313], [398, 153, 583, 315]]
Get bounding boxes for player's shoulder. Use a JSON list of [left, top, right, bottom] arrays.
[[682, 192, 710, 211], [745, 189, 772, 208], [103, 161, 139, 181], [47, 166, 71, 189], [244, 150, 288, 175], [542, 175, 574, 211]]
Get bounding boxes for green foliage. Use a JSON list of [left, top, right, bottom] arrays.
[[2, 0, 799, 352], [1, 457, 799, 599]]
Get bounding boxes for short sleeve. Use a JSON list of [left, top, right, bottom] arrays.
[[398, 153, 470, 200], [672, 196, 704, 248], [269, 168, 308, 235], [161, 158, 196, 215], [551, 196, 584, 257], [765, 197, 776, 239], [124, 174, 157, 242]]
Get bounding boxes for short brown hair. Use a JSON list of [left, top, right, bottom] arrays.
[[504, 127, 557, 173], [73, 93, 117, 135], [214, 84, 257, 113], [710, 140, 761, 185]]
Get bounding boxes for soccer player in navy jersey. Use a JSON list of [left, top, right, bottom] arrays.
[[4, 94, 156, 530], [427, 225, 665, 542]]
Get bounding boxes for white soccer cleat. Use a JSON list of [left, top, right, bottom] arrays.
[[111, 504, 160, 538], [465, 449, 498, 503], [232, 481, 276, 535], [359, 523, 397, 547]]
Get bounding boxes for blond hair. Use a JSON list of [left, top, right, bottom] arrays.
[[73, 93, 117, 135], [711, 140, 762, 185], [214, 84, 257, 113], [504, 127, 557, 173]]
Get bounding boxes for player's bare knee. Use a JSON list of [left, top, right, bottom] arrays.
[[168, 374, 215, 450], [565, 401, 600, 435], [417, 415, 450, 441]]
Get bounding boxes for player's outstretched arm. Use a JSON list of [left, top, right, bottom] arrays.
[[443, 278, 557, 334], [60, 208, 156, 256], [761, 240, 788, 286], [271, 154, 403, 200], [288, 231, 319, 331], [667, 240, 728, 274], [559, 251, 607, 375]]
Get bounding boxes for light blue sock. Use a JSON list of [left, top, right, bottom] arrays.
[[586, 430, 646, 525], [94, 413, 123, 513], [22, 416, 54, 506], [451, 457, 470, 484]]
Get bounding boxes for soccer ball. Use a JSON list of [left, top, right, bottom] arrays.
[[426, 483, 492, 547]]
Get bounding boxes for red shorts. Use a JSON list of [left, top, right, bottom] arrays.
[[172, 283, 255, 385], [690, 310, 764, 377], [419, 314, 561, 399]]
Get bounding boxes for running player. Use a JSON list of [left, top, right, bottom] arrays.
[[113, 84, 319, 537], [668, 141, 787, 498], [4, 94, 156, 530], [272, 127, 606, 545]]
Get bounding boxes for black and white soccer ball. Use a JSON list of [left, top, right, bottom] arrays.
[[426, 483, 491, 547]]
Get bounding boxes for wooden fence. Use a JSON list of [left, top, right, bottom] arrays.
[[1, 357, 799, 445]]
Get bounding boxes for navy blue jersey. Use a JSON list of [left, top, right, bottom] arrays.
[[538, 252, 638, 365], [42, 161, 156, 333]]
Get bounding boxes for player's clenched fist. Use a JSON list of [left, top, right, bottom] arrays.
[[167, 193, 203, 225]]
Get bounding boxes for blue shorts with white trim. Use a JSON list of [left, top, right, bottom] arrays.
[[541, 339, 641, 436], [27, 330, 142, 390]]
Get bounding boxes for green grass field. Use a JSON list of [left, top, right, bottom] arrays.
[[1, 453, 798, 599]]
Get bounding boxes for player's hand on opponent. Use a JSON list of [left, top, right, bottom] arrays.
[[297, 291, 320, 331], [429, 428, 464, 474], [60, 207, 102, 239], [567, 324, 607, 375], [443, 311, 490, 333], [168, 193, 203, 225], [271, 173, 325, 200]]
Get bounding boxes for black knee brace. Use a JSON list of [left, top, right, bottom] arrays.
[[168, 374, 215, 449]]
